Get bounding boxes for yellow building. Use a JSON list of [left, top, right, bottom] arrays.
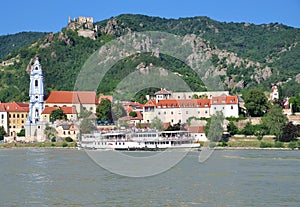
[[0, 102, 29, 137]]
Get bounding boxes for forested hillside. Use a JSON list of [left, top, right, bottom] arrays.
[[0, 32, 46, 59], [0, 14, 299, 102]]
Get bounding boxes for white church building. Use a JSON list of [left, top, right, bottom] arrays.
[[25, 58, 47, 142]]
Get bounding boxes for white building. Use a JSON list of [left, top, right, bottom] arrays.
[[210, 95, 239, 118], [270, 85, 279, 101], [143, 99, 211, 124], [143, 89, 239, 124]]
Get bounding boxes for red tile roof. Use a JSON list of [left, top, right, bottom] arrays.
[[155, 88, 171, 95], [42, 106, 77, 114], [0, 102, 29, 112], [155, 99, 211, 108], [186, 126, 205, 133], [144, 100, 156, 107], [211, 95, 238, 105], [45, 91, 98, 104]]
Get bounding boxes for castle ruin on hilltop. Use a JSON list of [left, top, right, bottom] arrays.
[[67, 16, 97, 40]]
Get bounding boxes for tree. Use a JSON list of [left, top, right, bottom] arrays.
[[17, 128, 25, 137], [150, 116, 164, 131], [262, 104, 288, 141], [50, 108, 67, 122], [0, 126, 6, 140], [241, 122, 255, 135], [80, 109, 92, 119], [289, 94, 300, 113], [80, 118, 96, 134], [112, 102, 126, 120], [244, 88, 268, 117], [192, 94, 199, 99], [227, 121, 238, 136], [96, 99, 112, 123], [129, 111, 137, 117], [281, 122, 300, 142], [205, 111, 224, 142]]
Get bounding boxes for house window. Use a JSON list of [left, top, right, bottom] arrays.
[[158, 112, 161, 115], [171, 111, 173, 115], [205, 110, 208, 114], [164, 111, 166, 115], [171, 119, 174, 123], [90, 107, 93, 111], [21, 114, 24, 118], [1, 114, 3, 119], [35, 80, 38, 87], [186, 111, 188, 114], [231, 106, 233, 110]]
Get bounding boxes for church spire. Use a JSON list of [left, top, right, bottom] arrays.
[[26, 57, 45, 124]]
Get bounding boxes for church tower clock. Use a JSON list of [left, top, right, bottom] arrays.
[[27, 58, 45, 124]]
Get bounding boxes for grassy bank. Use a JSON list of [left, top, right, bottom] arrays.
[[0, 142, 77, 148]]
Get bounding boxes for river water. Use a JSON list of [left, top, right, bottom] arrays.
[[0, 149, 299, 207]]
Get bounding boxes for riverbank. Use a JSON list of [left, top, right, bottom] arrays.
[[0, 142, 77, 149], [212, 146, 298, 150], [1, 142, 299, 150]]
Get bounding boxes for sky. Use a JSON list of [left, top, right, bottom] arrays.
[[1, 0, 299, 35]]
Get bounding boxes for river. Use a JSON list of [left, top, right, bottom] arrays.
[[0, 149, 299, 207]]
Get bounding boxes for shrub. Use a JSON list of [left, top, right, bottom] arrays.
[[288, 142, 297, 149], [17, 129, 25, 137], [274, 141, 284, 148], [129, 111, 137, 117], [218, 141, 228, 147], [257, 135, 263, 141], [209, 142, 217, 148], [62, 142, 68, 147], [51, 136, 56, 142], [65, 137, 73, 142], [51, 143, 56, 147], [298, 140, 300, 149], [260, 142, 273, 148]]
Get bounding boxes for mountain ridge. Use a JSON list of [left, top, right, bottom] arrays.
[[0, 14, 299, 102]]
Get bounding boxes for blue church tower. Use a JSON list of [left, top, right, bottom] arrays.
[[27, 58, 45, 124], [26, 58, 45, 141]]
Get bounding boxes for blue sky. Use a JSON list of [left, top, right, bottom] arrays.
[[1, 0, 299, 35]]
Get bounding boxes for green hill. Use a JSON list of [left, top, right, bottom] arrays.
[[0, 14, 299, 102], [0, 32, 46, 60]]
